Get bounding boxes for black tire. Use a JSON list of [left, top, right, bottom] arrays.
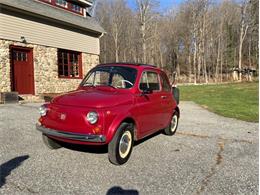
[[108, 123, 134, 165], [164, 111, 179, 136], [42, 134, 62, 149]]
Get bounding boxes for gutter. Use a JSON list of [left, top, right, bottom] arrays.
[[99, 32, 106, 39]]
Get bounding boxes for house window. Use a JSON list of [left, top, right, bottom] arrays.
[[71, 3, 82, 13], [13, 50, 28, 61], [58, 49, 82, 79], [38, 0, 84, 16], [55, 0, 68, 8]]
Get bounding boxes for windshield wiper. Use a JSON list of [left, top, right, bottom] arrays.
[[83, 83, 96, 87], [107, 85, 117, 89]]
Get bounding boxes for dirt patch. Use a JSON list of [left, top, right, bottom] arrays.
[[196, 140, 225, 194], [176, 132, 210, 139]]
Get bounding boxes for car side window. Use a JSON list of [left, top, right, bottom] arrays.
[[139, 71, 160, 91], [160, 73, 171, 92]]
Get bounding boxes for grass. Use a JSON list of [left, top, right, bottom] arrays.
[[179, 82, 259, 122]]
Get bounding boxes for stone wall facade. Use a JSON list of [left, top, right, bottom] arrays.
[[0, 39, 99, 95], [0, 40, 12, 92]]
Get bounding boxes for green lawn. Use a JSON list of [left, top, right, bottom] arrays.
[[179, 82, 259, 122]]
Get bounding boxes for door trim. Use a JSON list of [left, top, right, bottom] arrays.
[[10, 45, 35, 95]]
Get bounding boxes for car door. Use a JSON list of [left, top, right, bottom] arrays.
[[159, 72, 175, 128], [135, 70, 164, 138]]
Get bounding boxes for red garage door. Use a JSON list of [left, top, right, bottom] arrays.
[[11, 46, 34, 94]]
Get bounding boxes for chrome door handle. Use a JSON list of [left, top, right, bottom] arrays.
[[161, 96, 167, 99]]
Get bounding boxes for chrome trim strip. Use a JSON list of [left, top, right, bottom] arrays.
[[36, 124, 106, 143]]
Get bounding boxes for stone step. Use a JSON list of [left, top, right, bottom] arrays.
[[18, 95, 45, 103], [0, 92, 19, 104]]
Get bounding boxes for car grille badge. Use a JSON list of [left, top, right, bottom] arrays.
[[60, 113, 66, 120]]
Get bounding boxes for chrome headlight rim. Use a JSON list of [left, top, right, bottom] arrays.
[[39, 105, 47, 116], [86, 111, 98, 124]]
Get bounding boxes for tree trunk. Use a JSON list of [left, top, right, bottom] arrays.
[[188, 53, 192, 83], [115, 34, 119, 62], [104, 37, 107, 63], [238, 2, 249, 81], [197, 43, 201, 83], [203, 57, 208, 83], [234, 47, 236, 70], [248, 36, 251, 68], [141, 24, 146, 63], [176, 63, 180, 82], [220, 52, 223, 82], [160, 50, 163, 68], [238, 31, 243, 81], [216, 37, 220, 82], [193, 41, 197, 84]]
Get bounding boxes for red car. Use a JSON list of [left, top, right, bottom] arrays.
[[36, 63, 180, 165]]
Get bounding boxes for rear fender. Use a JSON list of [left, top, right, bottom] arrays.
[[175, 106, 180, 118], [165, 106, 180, 127]]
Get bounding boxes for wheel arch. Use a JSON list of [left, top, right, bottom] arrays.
[[175, 106, 180, 118], [107, 115, 138, 143], [121, 117, 137, 141]]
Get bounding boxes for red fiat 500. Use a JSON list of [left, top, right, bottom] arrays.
[[36, 63, 180, 165]]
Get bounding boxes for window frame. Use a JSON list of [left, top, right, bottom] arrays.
[[38, 0, 84, 16], [57, 49, 83, 79], [55, 0, 68, 8], [160, 72, 172, 92], [71, 3, 83, 14], [138, 70, 161, 92], [81, 66, 138, 89]]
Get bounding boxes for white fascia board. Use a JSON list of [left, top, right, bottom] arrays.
[[78, 0, 93, 6]]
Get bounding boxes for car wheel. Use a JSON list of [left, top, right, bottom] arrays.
[[108, 123, 134, 165], [164, 111, 179, 136], [42, 134, 62, 149]]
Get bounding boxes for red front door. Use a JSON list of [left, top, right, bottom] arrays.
[[11, 46, 34, 94], [135, 70, 164, 138]]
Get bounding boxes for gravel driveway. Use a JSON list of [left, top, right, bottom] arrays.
[[0, 101, 258, 195]]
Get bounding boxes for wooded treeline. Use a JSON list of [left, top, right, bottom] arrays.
[[94, 0, 258, 83]]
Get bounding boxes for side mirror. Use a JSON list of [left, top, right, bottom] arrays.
[[172, 87, 180, 105], [142, 88, 153, 95]]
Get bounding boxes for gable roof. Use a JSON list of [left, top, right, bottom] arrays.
[[0, 0, 105, 35]]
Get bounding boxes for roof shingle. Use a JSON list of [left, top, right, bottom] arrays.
[[0, 0, 105, 34]]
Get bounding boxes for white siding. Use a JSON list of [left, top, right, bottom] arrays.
[[0, 12, 100, 54]]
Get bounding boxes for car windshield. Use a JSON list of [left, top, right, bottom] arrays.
[[81, 66, 137, 89]]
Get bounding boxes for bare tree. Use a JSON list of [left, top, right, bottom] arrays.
[[95, 0, 258, 83], [136, 0, 158, 63], [238, 0, 249, 81]]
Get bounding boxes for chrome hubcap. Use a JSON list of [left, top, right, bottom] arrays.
[[119, 131, 132, 158], [171, 115, 178, 132]]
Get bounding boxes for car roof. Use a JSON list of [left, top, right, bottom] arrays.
[[97, 62, 162, 71]]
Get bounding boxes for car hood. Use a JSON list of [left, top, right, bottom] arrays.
[[52, 88, 133, 108]]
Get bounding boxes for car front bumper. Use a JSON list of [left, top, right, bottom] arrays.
[[36, 124, 106, 143]]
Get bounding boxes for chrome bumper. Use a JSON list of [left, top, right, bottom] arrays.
[[36, 124, 106, 143]]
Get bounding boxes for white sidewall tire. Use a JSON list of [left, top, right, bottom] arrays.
[[108, 123, 134, 165], [164, 112, 179, 136]]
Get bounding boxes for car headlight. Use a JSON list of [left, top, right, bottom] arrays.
[[86, 111, 98, 124], [39, 105, 47, 116]]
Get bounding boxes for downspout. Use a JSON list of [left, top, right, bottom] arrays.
[[98, 32, 105, 39], [98, 32, 106, 63]]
